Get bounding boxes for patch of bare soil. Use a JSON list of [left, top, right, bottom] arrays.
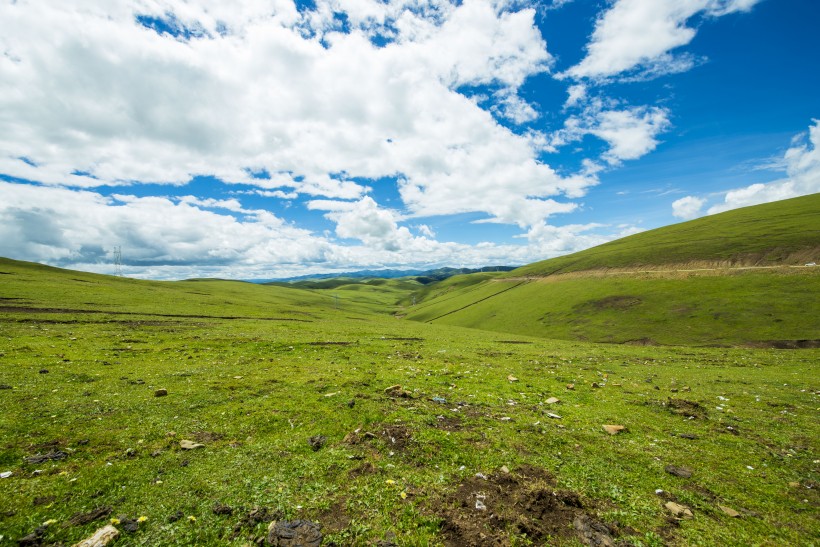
[[436, 465, 620, 546], [666, 398, 708, 419], [623, 338, 658, 346], [585, 296, 642, 311], [749, 339, 820, 349]]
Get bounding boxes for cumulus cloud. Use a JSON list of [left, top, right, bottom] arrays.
[[565, 0, 762, 81], [551, 100, 671, 165], [0, 0, 565, 222], [0, 180, 640, 279], [672, 195, 705, 219]]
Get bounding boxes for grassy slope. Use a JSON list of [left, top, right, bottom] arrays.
[[509, 193, 820, 278], [405, 195, 820, 346], [0, 258, 818, 545]]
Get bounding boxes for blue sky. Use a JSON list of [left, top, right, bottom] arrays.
[[0, 0, 817, 279]]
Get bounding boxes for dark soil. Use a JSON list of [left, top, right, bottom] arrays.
[[68, 505, 112, 526], [667, 398, 708, 419], [436, 465, 619, 546]]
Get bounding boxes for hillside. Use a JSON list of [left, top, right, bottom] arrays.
[[508, 193, 820, 278], [0, 254, 818, 545], [404, 195, 820, 346]]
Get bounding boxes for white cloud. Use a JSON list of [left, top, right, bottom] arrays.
[[0, 0, 589, 231], [671, 195, 705, 219], [551, 101, 671, 165], [564, 84, 587, 108], [565, 0, 762, 81], [670, 120, 820, 217], [0, 180, 638, 279]]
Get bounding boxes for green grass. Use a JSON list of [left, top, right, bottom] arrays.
[[401, 195, 820, 346], [0, 257, 818, 545], [405, 270, 820, 346], [509, 193, 820, 278]]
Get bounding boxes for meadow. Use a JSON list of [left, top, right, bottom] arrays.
[[0, 257, 818, 546]]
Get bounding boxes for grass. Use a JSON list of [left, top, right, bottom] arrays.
[[509, 193, 820, 278], [0, 257, 818, 545], [401, 195, 820, 346], [404, 269, 820, 346]]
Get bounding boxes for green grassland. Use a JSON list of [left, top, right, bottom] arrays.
[[0, 256, 818, 546], [404, 270, 820, 346], [509, 193, 820, 278], [403, 195, 820, 346]]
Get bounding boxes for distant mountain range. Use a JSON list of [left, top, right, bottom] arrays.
[[253, 265, 517, 284]]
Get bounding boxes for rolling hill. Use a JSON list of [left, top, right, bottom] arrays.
[[403, 194, 820, 346]]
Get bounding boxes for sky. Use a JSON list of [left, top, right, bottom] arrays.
[[0, 0, 818, 280]]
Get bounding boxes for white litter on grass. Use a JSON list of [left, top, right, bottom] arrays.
[[547, 413, 562, 419], [475, 500, 486, 511], [0, 471, 12, 479]]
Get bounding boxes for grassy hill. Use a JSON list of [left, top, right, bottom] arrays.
[[0, 256, 818, 545], [509, 193, 820, 278], [405, 195, 820, 346]]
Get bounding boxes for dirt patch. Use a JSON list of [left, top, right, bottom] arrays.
[[497, 340, 533, 345], [749, 339, 820, 349], [68, 506, 112, 526], [584, 296, 642, 311], [667, 398, 708, 419], [379, 424, 414, 452], [436, 465, 619, 546], [432, 415, 463, 431], [191, 431, 224, 443], [315, 500, 351, 534], [380, 337, 425, 341], [623, 338, 659, 346], [308, 341, 355, 346]]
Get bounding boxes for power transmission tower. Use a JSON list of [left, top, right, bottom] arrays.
[[113, 246, 122, 276]]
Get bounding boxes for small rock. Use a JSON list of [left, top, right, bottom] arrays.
[[119, 516, 139, 533], [545, 397, 560, 404], [499, 465, 510, 474], [475, 500, 486, 511], [602, 425, 625, 435], [266, 520, 322, 546], [665, 501, 693, 519], [566, 383, 575, 390], [179, 440, 205, 450], [154, 389, 168, 397], [591, 382, 601, 388], [71, 524, 119, 547], [665, 465, 693, 478], [718, 505, 741, 518], [507, 375, 519, 382], [573, 514, 615, 547], [308, 435, 327, 451], [25, 450, 68, 464], [18, 525, 47, 546], [432, 396, 447, 404]]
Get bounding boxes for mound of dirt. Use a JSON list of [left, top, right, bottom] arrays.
[[437, 465, 618, 546]]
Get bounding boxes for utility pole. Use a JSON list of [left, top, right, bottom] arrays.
[[113, 246, 122, 276]]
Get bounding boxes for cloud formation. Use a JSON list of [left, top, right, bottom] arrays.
[[565, 0, 761, 81], [672, 120, 820, 218]]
